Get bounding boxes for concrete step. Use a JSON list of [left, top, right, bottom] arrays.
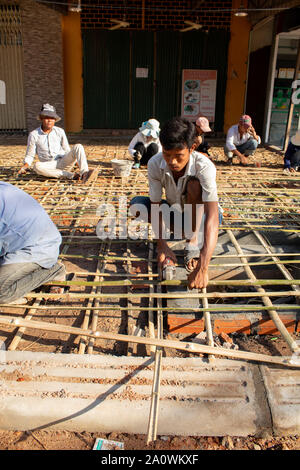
[[0, 351, 299, 436]]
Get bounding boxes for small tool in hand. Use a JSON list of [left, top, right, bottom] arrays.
[[161, 257, 176, 280]]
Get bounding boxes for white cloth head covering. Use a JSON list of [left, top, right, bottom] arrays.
[[139, 118, 160, 138]]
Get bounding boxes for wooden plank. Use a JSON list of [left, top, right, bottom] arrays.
[[0, 315, 299, 368]]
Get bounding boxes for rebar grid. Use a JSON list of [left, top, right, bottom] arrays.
[[0, 141, 299, 360]]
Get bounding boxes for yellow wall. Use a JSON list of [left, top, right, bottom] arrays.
[[62, 12, 83, 133], [223, 0, 251, 133]]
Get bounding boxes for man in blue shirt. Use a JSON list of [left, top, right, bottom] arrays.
[[284, 130, 300, 173], [0, 182, 65, 304]]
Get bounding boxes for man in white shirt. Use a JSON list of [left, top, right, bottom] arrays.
[[129, 117, 220, 290], [225, 114, 261, 166], [18, 104, 90, 182]]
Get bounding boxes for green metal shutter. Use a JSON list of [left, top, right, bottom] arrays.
[[83, 29, 229, 131], [83, 30, 130, 128], [130, 31, 154, 128], [155, 31, 181, 126]]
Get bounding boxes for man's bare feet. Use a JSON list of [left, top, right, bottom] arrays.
[[184, 245, 200, 273], [80, 170, 93, 183], [239, 155, 248, 166], [49, 286, 64, 295]]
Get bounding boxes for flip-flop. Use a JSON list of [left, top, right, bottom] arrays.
[[184, 247, 200, 273]]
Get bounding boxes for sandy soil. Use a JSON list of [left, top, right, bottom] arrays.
[[0, 429, 299, 451]]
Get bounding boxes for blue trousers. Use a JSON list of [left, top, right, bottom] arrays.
[[224, 138, 258, 158]]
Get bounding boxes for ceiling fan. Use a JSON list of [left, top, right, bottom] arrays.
[[109, 19, 130, 30], [180, 21, 203, 32]]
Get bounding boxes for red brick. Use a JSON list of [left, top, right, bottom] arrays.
[[168, 317, 205, 334], [214, 319, 251, 335], [256, 318, 296, 335]]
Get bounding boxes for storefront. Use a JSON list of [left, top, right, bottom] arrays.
[[265, 31, 300, 149]]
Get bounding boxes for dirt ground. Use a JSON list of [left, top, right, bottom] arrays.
[[0, 137, 299, 451], [0, 429, 299, 451]]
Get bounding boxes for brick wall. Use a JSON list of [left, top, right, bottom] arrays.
[[20, 0, 64, 131], [81, 0, 232, 31]]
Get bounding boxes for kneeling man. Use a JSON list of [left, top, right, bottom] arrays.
[[0, 182, 65, 304]]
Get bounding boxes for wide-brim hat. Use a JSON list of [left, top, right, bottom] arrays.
[[139, 118, 160, 138], [291, 130, 300, 146], [37, 103, 61, 122]]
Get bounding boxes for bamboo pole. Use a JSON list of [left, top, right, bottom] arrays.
[[148, 242, 156, 354], [252, 230, 300, 301], [78, 241, 105, 354], [147, 283, 163, 444], [87, 241, 111, 354], [44, 278, 300, 287], [202, 287, 215, 362], [227, 229, 299, 353], [1, 303, 299, 313], [56, 258, 300, 270], [0, 315, 298, 368], [4, 285, 299, 301]]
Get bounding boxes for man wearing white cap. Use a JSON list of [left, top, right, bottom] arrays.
[[128, 118, 162, 168], [18, 104, 91, 182], [194, 116, 212, 156], [284, 130, 300, 173]]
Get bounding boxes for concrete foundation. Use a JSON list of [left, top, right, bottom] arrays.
[[0, 351, 299, 436]]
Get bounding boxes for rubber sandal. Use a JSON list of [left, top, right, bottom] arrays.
[[184, 247, 200, 273]]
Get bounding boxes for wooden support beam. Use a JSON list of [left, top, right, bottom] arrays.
[[0, 315, 299, 368]]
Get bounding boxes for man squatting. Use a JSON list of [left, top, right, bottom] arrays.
[[130, 116, 221, 290]]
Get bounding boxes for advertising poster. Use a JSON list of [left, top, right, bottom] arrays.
[[181, 69, 217, 123]]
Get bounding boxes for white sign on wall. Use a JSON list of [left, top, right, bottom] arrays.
[[136, 68, 149, 78]]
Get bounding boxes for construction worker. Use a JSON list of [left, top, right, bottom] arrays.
[[224, 115, 261, 166], [0, 182, 65, 305], [18, 103, 91, 182], [130, 117, 221, 290], [128, 118, 162, 168], [284, 130, 300, 173], [194, 116, 212, 157]]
